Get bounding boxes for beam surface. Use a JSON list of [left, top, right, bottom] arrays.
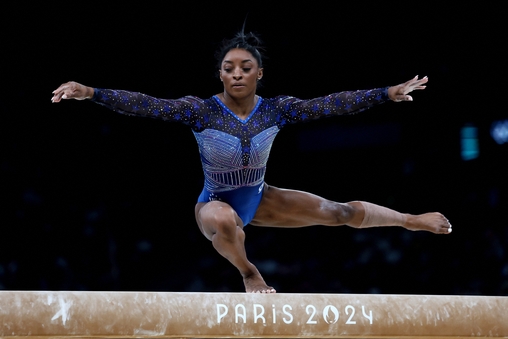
[[0, 291, 507, 338]]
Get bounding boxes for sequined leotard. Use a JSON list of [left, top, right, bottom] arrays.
[[91, 87, 388, 225]]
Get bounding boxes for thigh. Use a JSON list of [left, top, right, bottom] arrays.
[[195, 201, 244, 240], [250, 184, 354, 227]]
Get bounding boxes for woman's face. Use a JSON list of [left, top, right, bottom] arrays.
[[219, 48, 263, 99]]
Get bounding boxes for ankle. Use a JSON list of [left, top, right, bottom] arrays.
[[241, 265, 260, 279], [402, 214, 418, 230]]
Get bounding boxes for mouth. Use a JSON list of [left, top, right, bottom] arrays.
[[232, 83, 245, 88]]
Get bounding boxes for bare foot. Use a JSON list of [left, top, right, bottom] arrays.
[[243, 272, 276, 293], [404, 212, 452, 234]]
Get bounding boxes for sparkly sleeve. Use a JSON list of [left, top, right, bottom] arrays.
[[275, 88, 389, 126], [90, 88, 206, 130]]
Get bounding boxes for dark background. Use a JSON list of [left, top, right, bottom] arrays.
[[1, 3, 506, 295]]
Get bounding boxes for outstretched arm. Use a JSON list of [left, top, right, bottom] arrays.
[[387, 75, 428, 102], [51, 81, 208, 130], [51, 81, 94, 103], [276, 76, 429, 126]]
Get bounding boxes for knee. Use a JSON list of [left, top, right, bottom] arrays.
[[199, 202, 238, 237], [323, 201, 357, 226]]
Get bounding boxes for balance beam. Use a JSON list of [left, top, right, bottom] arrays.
[[0, 291, 507, 338]]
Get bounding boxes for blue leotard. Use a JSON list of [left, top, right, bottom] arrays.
[[91, 88, 388, 225]]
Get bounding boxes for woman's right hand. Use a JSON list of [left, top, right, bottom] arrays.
[[51, 81, 94, 103]]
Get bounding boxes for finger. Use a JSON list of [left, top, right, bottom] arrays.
[[52, 85, 72, 102], [411, 75, 419, 83], [52, 82, 72, 94], [61, 87, 78, 100], [51, 92, 61, 103], [52, 88, 64, 97], [402, 76, 418, 86], [395, 95, 413, 102], [413, 76, 428, 85], [418, 76, 428, 84], [412, 79, 428, 87], [52, 87, 63, 94], [52, 82, 77, 102], [55, 90, 68, 101], [404, 85, 426, 94], [407, 75, 428, 87]]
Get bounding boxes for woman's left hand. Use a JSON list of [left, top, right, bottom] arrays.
[[388, 75, 428, 102]]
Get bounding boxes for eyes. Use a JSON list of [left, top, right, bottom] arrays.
[[223, 67, 252, 73]]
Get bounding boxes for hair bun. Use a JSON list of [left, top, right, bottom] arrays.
[[237, 31, 263, 48]]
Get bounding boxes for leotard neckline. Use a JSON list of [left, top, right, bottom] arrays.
[[212, 95, 263, 124]]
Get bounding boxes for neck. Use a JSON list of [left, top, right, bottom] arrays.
[[219, 92, 258, 119]]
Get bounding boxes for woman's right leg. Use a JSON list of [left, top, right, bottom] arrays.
[[195, 201, 276, 293]]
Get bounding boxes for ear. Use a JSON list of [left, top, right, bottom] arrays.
[[219, 70, 223, 81], [257, 68, 264, 81]]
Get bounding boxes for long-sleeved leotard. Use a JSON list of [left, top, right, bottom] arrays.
[[91, 87, 389, 225]]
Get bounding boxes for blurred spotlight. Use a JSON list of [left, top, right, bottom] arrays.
[[491, 119, 508, 145], [460, 124, 479, 161], [137, 240, 152, 252]]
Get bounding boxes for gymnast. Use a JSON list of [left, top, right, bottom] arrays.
[[51, 30, 452, 294]]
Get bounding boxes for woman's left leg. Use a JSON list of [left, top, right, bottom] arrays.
[[250, 184, 451, 234]]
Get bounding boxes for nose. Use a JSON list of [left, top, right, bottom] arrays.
[[233, 68, 242, 80]]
